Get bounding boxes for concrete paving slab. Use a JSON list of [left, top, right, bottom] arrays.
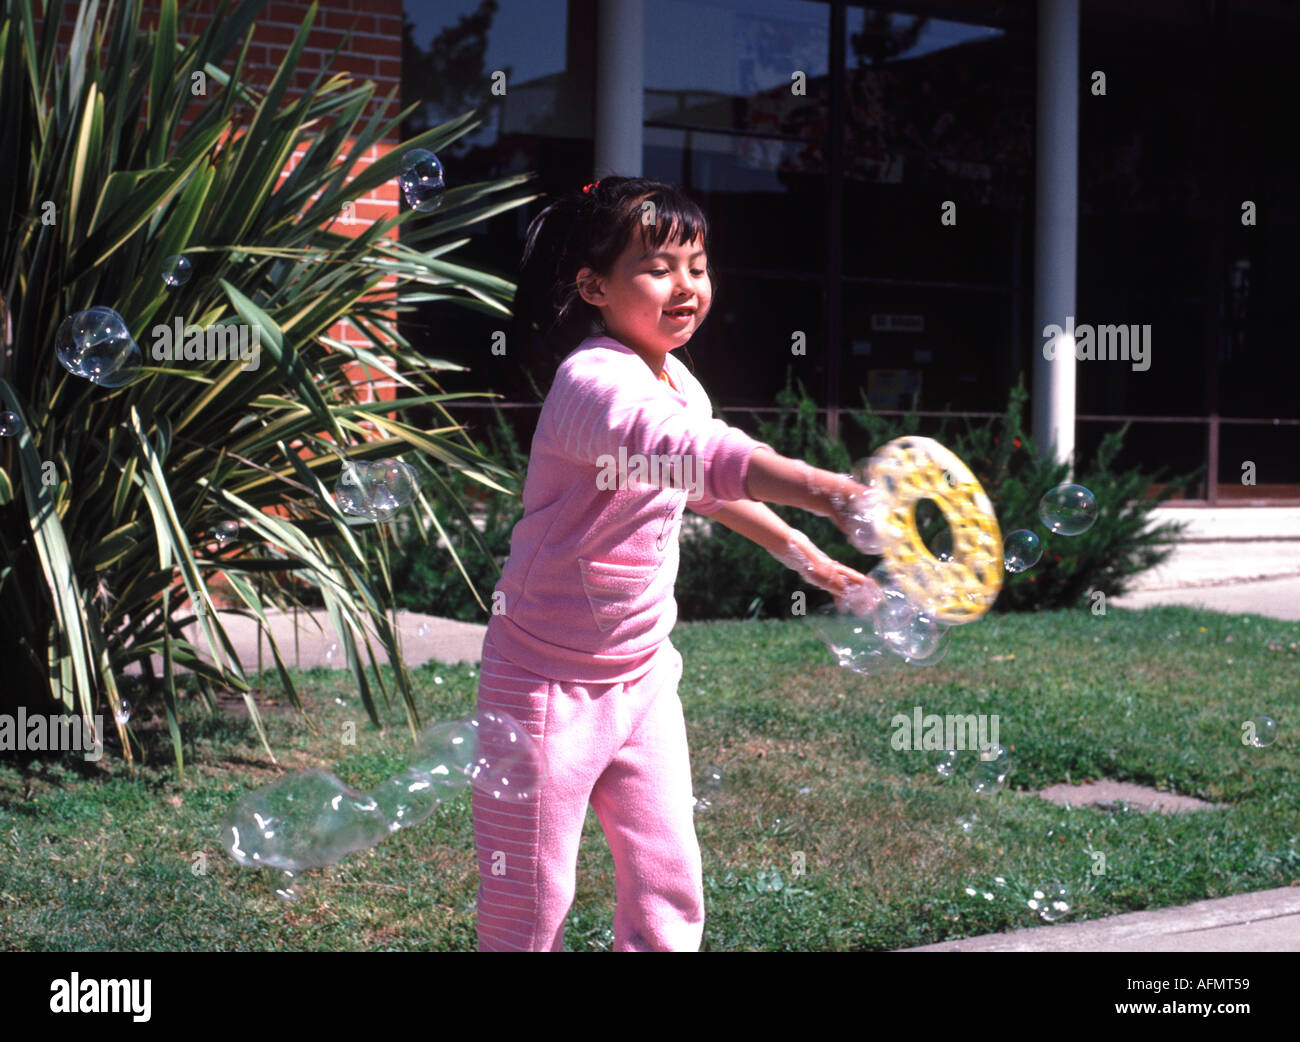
[[1036, 780, 1218, 813]]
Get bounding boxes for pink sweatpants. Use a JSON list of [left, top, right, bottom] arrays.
[[472, 634, 704, 951]]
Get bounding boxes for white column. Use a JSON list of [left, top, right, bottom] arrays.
[[1032, 0, 1079, 470], [594, 0, 644, 178]]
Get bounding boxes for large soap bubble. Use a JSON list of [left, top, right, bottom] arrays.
[[220, 769, 391, 872], [55, 307, 142, 387]]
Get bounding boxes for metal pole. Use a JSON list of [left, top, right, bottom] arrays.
[[827, 1, 846, 443], [593, 0, 644, 178], [1031, 0, 1080, 471]]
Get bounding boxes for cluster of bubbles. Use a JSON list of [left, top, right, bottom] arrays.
[[812, 565, 951, 676], [397, 150, 446, 212], [1027, 883, 1072, 922], [334, 458, 421, 522], [1003, 483, 1099, 574], [962, 878, 1071, 923], [221, 709, 545, 889], [934, 743, 1013, 795], [55, 307, 143, 387]]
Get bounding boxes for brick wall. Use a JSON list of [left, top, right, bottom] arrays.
[[38, 0, 406, 417]]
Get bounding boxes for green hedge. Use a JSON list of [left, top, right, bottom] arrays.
[[394, 379, 1198, 622]]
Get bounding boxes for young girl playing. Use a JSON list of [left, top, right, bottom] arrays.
[[473, 177, 883, 951]]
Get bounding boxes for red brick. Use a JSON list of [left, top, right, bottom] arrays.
[[254, 24, 301, 47], [361, 34, 402, 60], [263, 3, 315, 27], [326, 11, 378, 33], [328, 53, 377, 77]]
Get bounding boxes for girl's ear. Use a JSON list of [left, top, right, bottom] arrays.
[[575, 267, 605, 307]]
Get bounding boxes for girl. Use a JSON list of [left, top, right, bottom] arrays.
[[473, 177, 883, 951]]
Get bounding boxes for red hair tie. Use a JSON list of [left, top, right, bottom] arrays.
[[582, 180, 600, 194]]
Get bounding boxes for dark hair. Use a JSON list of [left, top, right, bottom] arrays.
[[510, 177, 711, 398]]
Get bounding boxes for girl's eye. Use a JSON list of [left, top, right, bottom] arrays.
[[691, 269, 706, 277], [650, 269, 668, 276]]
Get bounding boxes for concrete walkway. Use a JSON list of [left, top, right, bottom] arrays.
[[901, 887, 1300, 952]]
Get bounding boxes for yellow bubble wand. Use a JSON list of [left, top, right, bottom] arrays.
[[864, 436, 1003, 625]]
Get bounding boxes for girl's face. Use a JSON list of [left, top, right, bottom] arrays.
[[576, 224, 712, 370]]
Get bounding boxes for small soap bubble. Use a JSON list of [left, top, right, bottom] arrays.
[[275, 870, 300, 902], [161, 255, 192, 288], [971, 761, 1007, 796], [334, 458, 418, 523], [755, 868, 785, 893], [214, 521, 239, 545], [1003, 529, 1042, 573], [114, 700, 132, 725], [398, 149, 446, 212], [890, 611, 948, 665], [928, 527, 955, 562], [1039, 484, 1098, 536], [1028, 883, 1071, 922], [979, 744, 1009, 766], [1249, 714, 1277, 748], [417, 622, 430, 638], [956, 815, 975, 834], [55, 307, 143, 387], [935, 749, 959, 779], [0, 411, 20, 437], [325, 643, 338, 662], [872, 584, 917, 639], [694, 764, 724, 813]]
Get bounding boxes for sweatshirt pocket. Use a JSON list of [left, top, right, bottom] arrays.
[[578, 558, 660, 632]]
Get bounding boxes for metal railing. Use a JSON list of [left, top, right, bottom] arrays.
[[442, 401, 1300, 505]]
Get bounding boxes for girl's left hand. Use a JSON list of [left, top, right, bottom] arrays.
[[773, 531, 872, 600]]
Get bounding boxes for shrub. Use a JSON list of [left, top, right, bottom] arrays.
[[0, 0, 529, 769]]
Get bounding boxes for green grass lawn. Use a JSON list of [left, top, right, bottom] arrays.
[[1, 604, 1296, 951]]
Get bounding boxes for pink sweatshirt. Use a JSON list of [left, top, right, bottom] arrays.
[[486, 336, 773, 683]]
